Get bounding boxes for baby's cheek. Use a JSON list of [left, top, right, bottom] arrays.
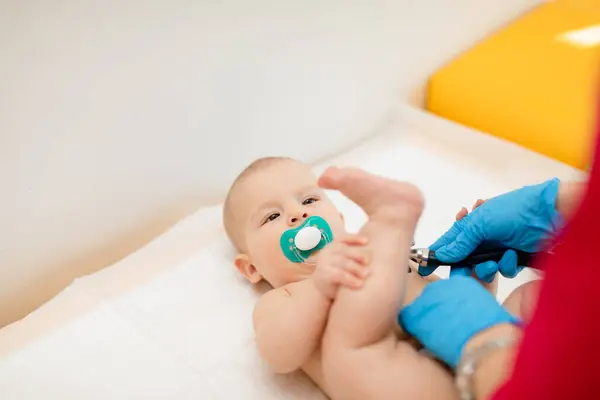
[[331, 224, 348, 240], [250, 231, 285, 263], [325, 213, 347, 236], [263, 238, 286, 262]]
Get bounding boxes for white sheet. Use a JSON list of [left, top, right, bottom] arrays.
[[0, 108, 583, 399]]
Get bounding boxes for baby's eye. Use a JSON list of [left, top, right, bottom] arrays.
[[302, 196, 319, 205], [262, 213, 280, 225]]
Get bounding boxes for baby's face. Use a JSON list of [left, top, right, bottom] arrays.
[[234, 160, 345, 287]]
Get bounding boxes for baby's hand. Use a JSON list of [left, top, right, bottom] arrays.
[[313, 234, 371, 300]]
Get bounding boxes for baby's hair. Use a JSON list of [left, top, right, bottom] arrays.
[[223, 157, 294, 251]]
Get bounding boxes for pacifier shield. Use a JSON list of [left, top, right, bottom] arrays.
[[294, 226, 322, 251], [280, 216, 333, 263]]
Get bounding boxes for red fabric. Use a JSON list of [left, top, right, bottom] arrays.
[[492, 104, 600, 398]]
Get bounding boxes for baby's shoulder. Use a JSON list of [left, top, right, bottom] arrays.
[[256, 285, 290, 305], [253, 281, 310, 317], [254, 283, 297, 308], [257, 280, 311, 302], [252, 284, 296, 329]]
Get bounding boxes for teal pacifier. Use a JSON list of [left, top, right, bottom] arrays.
[[280, 216, 334, 263]]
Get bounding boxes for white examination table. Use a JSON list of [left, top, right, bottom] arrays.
[[0, 108, 582, 399]]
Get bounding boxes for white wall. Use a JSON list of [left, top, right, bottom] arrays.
[[0, 0, 539, 327]]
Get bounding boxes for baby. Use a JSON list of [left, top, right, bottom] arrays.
[[223, 157, 529, 399]]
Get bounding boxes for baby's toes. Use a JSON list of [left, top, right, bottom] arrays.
[[341, 270, 366, 289]]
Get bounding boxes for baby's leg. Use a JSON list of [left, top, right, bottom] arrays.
[[319, 168, 457, 400], [503, 280, 540, 322]]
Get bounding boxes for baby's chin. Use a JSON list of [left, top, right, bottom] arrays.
[[304, 249, 321, 265], [290, 254, 319, 280]]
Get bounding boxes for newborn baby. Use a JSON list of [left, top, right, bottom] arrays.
[[223, 157, 528, 399]]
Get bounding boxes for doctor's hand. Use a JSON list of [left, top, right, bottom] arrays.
[[420, 199, 521, 282], [399, 275, 520, 368], [419, 178, 563, 281]]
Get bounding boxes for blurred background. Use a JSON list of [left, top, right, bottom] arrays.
[[1, 0, 597, 328]]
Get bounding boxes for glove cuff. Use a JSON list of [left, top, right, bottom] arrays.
[[542, 177, 564, 232], [399, 276, 520, 368]]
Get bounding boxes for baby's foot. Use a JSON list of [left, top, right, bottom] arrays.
[[318, 167, 424, 227]]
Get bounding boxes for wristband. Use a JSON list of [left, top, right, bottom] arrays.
[[455, 337, 515, 400]]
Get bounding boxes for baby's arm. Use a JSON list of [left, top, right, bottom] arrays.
[[253, 233, 370, 374], [253, 280, 330, 374]]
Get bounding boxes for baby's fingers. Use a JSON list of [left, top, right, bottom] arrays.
[[340, 234, 369, 246], [339, 257, 370, 281], [328, 255, 369, 288], [338, 268, 367, 289], [338, 245, 370, 265]]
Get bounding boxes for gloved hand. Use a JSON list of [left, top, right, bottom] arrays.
[[421, 227, 523, 283], [399, 275, 520, 368], [419, 178, 563, 280], [444, 247, 519, 283]]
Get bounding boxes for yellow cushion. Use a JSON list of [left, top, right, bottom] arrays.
[[426, 0, 600, 170]]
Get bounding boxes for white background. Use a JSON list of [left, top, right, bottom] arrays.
[[0, 0, 538, 326]]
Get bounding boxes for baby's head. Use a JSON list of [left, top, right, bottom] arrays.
[[223, 157, 345, 288]]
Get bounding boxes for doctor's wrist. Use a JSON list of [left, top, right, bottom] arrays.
[[459, 324, 521, 400], [464, 324, 520, 354]]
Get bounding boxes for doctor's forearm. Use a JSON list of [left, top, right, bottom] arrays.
[[463, 324, 521, 400]]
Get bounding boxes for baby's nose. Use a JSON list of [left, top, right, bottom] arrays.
[[289, 212, 308, 225]]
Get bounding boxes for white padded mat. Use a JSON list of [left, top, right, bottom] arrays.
[[0, 111, 582, 399]]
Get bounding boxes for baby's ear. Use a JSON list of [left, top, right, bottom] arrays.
[[234, 254, 262, 284]]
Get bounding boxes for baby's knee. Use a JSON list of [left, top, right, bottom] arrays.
[[503, 280, 540, 322]]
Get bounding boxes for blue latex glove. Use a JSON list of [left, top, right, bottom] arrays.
[[421, 234, 522, 283], [399, 276, 520, 368], [419, 178, 563, 280]]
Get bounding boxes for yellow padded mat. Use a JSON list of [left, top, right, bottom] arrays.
[[426, 0, 600, 170]]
